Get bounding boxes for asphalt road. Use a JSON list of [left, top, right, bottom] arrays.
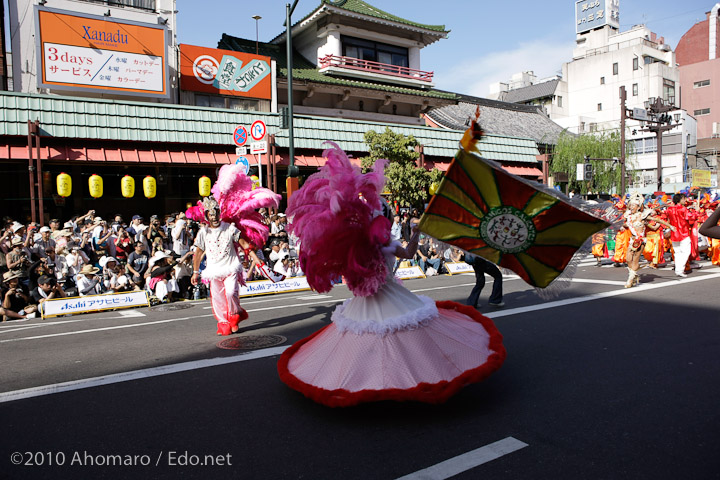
[[1, 255, 719, 480]]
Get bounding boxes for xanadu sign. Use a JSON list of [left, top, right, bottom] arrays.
[[36, 7, 168, 98], [180, 44, 272, 100]]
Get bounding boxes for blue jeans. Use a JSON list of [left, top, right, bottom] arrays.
[[418, 257, 442, 273]]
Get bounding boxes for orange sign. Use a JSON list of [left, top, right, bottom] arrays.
[[179, 44, 272, 100], [37, 8, 167, 97]]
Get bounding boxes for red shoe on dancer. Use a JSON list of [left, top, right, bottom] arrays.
[[187, 165, 280, 336]]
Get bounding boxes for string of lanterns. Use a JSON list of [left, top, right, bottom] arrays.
[[56, 173, 214, 199]]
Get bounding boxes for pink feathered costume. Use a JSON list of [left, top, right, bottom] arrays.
[[187, 165, 280, 335], [277, 143, 506, 407]]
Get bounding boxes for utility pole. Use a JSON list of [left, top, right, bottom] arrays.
[[619, 86, 627, 195], [640, 96, 679, 193], [284, 1, 300, 199]]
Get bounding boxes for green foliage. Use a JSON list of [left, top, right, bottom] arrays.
[[550, 130, 636, 194], [359, 128, 442, 209]]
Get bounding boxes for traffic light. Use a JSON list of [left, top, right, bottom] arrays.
[[584, 163, 593, 181], [280, 106, 290, 129]]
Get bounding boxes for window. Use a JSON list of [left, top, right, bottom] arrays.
[[342, 36, 409, 68], [694, 79, 710, 88], [632, 83, 638, 96], [77, 0, 155, 11], [613, 62, 618, 75], [694, 108, 711, 116], [633, 137, 657, 154], [598, 103, 603, 111], [589, 123, 598, 132], [633, 57, 638, 70], [196, 95, 259, 111], [663, 79, 675, 105], [557, 96, 563, 107], [600, 76, 605, 85]]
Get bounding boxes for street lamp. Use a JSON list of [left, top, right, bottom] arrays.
[[252, 15, 262, 55]]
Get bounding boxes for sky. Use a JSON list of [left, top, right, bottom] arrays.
[[176, 0, 717, 97]]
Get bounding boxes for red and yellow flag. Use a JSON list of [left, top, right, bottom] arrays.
[[419, 143, 609, 288]]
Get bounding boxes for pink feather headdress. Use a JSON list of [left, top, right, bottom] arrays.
[[287, 142, 390, 297], [185, 165, 281, 248]]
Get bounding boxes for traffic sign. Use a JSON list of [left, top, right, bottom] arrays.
[[251, 141, 268, 154], [235, 156, 250, 174], [250, 120, 266, 141], [233, 125, 249, 147], [235, 146, 248, 155]]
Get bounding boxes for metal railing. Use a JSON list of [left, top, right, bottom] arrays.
[[77, 0, 156, 12], [318, 54, 434, 82]]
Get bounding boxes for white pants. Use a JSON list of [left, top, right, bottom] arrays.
[[154, 278, 179, 301], [672, 237, 691, 275]]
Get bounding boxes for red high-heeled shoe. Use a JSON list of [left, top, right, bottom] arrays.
[[216, 322, 232, 336]]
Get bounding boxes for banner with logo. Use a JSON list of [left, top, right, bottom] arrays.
[[36, 8, 167, 97], [179, 44, 272, 100], [238, 276, 311, 297], [41, 291, 150, 318]]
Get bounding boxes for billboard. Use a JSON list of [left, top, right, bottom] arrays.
[[179, 44, 272, 100], [576, 0, 620, 34], [35, 7, 168, 98]]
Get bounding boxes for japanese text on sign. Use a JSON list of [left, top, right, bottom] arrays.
[[43, 43, 164, 92]]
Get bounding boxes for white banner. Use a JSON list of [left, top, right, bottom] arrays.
[[238, 276, 311, 297], [445, 262, 474, 275], [395, 266, 426, 279], [41, 290, 150, 318], [43, 43, 164, 92]]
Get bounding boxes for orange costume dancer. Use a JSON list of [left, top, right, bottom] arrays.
[[613, 227, 631, 265], [591, 232, 607, 266], [643, 207, 667, 267]]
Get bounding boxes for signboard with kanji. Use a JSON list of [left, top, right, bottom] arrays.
[[692, 169, 712, 188], [35, 7, 168, 97], [575, 0, 619, 34], [179, 44, 272, 100]]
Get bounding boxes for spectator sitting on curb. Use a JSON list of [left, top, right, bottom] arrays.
[[146, 251, 179, 303], [76, 264, 105, 296], [31, 274, 65, 307], [126, 241, 150, 288], [2, 270, 37, 319]]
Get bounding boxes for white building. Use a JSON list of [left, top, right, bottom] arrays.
[[488, 0, 699, 194]]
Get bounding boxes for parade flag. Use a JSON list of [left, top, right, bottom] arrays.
[[419, 133, 609, 288]]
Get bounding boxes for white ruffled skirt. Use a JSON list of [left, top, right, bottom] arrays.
[[278, 279, 506, 407]]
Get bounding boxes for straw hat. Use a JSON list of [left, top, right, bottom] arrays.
[[3, 271, 22, 282], [79, 264, 99, 276], [10, 237, 24, 247]]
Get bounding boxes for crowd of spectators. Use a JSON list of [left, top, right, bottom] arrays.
[[0, 205, 467, 322]]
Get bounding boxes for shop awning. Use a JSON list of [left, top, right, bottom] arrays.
[[503, 165, 543, 177], [0, 144, 238, 165]]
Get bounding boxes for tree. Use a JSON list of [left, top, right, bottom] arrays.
[[360, 128, 442, 209], [551, 130, 636, 195]]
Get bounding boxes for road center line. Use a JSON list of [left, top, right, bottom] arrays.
[[395, 437, 528, 480], [0, 346, 288, 404]]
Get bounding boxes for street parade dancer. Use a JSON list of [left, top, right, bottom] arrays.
[[277, 142, 506, 407], [188, 165, 280, 336], [623, 193, 674, 288]]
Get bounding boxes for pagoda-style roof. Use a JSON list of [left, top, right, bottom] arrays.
[[271, 0, 448, 46], [218, 34, 456, 100]]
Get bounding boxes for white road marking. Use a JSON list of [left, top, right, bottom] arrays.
[[118, 309, 146, 317], [0, 315, 208, 343], [486, 272, 720, 319], [0, 346, 288, 404], [5, 271, 718, 342], [566, 278, 627, 286], [395, 437, 528, 480]]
